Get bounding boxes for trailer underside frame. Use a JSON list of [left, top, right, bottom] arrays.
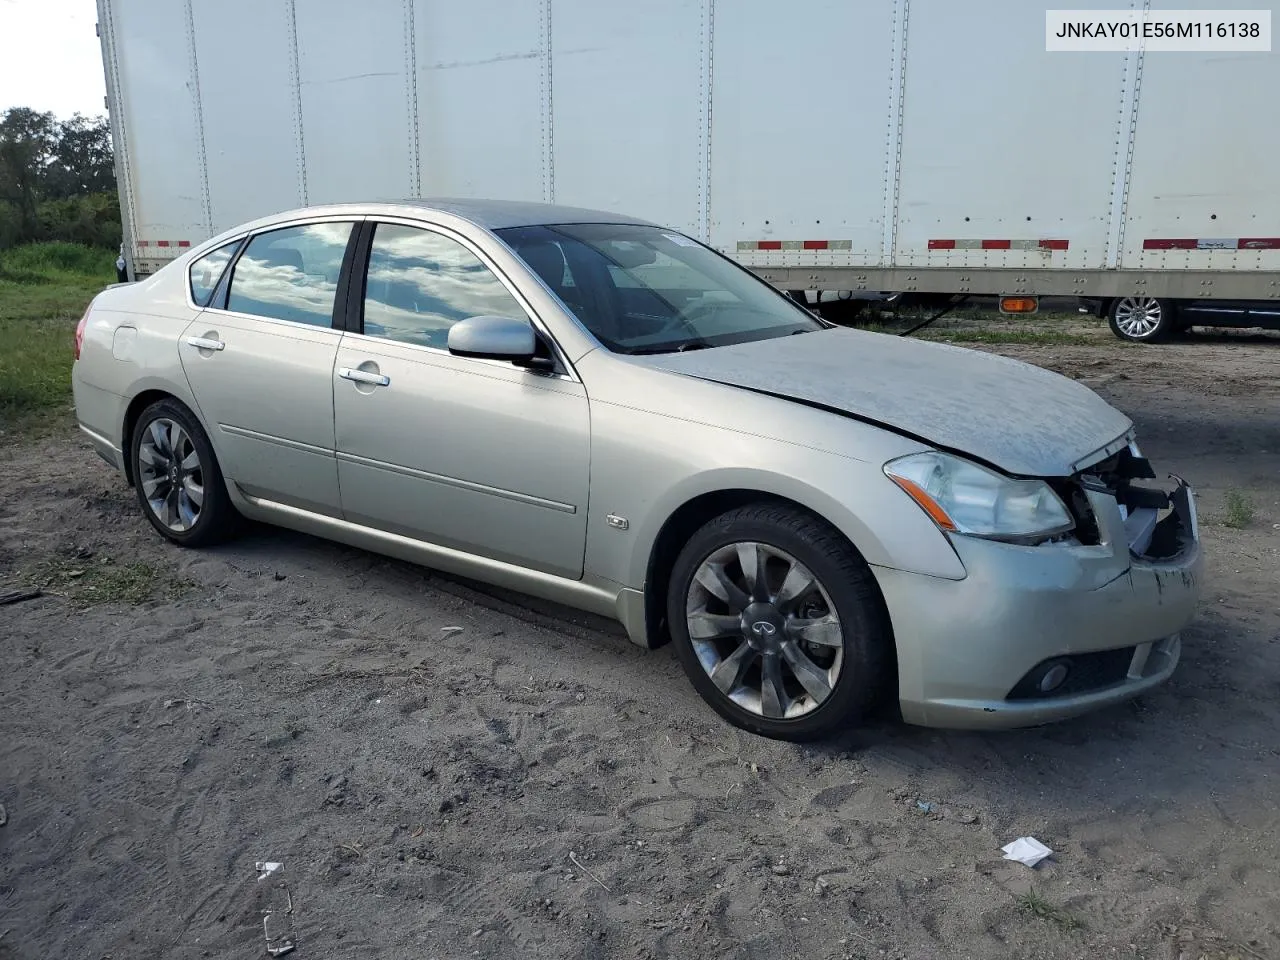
[[754, 267, 1280, 301]]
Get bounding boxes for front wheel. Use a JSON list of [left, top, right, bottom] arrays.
[[1109, 296, 1177, 342], [667, 503, 891, 741]]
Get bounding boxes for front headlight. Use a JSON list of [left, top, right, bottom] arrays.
[[884, 451, 1073, 541]]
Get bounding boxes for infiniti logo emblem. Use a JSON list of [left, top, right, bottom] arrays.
[[750, 621, 777, 637]]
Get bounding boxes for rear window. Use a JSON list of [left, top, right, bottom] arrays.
[[188, 240, 240, 307]]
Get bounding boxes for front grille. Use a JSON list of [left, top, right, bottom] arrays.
[[1006, 646, 1136, 700]]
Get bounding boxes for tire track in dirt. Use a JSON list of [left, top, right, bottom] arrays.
[[3, 340, 1280, 958]]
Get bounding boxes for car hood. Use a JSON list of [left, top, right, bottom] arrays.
[[629, 327, 1132, 477]]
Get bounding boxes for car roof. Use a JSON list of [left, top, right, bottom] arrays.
[[193, 199, 663, 256], [383, 198, 658, 230]]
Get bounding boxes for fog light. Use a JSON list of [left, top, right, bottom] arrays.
[[1038, 662, 1070, 693]]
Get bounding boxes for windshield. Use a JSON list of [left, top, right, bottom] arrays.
[[496, 222, 824, 354]]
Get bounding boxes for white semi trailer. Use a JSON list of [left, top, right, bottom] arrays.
[[97, 0, 1280, 339]]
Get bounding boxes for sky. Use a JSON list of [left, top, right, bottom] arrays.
[[0, 0, 107, 119]]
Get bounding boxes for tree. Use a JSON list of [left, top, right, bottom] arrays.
[[46, 114, 116, 199], [0, 108, 58, 243], [0, 107, 118, 248]]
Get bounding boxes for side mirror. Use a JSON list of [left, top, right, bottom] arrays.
[[447, 315, 554, 370]]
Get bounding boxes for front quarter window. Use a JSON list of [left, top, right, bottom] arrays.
[[496, 222, 823, 354]]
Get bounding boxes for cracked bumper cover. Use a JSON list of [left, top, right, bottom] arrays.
[[874, 478, 1202, 729]]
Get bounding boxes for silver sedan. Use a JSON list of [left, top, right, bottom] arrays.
[[72, 200, 1202, 740]]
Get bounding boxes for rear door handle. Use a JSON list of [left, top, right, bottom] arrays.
[[185, 336, 225, 351], [339, 367, 390, 387]]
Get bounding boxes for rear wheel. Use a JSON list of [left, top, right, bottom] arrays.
[[667, 503, 891, 741], [1109, 296, 1177, 342], [130, 398, 238, 546]]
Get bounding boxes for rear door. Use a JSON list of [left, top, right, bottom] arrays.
[[180, 219, 358, 515], [332, 219, 591, 579]]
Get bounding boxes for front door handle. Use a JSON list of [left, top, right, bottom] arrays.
[[339, 367, 390, 387], [185, 336, 225, 351]]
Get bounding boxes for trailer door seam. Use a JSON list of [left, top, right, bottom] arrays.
[[403, 0, 421, 197], [183, 0, 212, 237], [285, 0, 308, 207], [882, 0, 910, 266]]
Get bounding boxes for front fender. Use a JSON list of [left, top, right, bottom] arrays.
[[581, 399, 967, 592]]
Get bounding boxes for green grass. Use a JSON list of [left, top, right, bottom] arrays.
[[863, 324, 1094, 347], [1015, 889, 1081, 931], [0, 242, 116, 440], [860, 310, 1100, 347], [27, 553, 193, 608], [1223, 490, 1255, 529], [917, 328, 1094, 346], [0, 241, 116, 281]]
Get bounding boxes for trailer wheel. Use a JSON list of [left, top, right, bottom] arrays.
[[1109, 296, 1176, 343], [815, 299, 868, 326]]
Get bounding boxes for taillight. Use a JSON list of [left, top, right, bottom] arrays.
[[74, 306, 90, 361]]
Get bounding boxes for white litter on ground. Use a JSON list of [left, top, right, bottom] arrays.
[[255, 861, 282, 882], [1001, 837, 1053, 867]]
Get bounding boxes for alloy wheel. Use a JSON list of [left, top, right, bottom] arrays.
[[137, 418, 204, 532], [685, 541, 845, 720], [1113, 296, 1163, 339]]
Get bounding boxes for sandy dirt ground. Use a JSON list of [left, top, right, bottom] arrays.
[[2, 328, 1278, 960]]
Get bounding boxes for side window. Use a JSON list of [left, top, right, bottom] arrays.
[[226, 222, 354, 327], [363, 223, 527, 349], [188, 240, 239, 307]]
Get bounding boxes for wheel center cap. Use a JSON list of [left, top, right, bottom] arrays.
[[741, 602, 784, 652]]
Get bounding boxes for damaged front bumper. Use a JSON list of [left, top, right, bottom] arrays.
[[874, 470, 1202, 730]]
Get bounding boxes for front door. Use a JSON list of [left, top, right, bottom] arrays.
[[333, 221, 590, 579], [180, 220, 356, 515]]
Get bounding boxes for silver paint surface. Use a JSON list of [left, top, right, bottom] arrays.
[[632, 327, 1133, 477]]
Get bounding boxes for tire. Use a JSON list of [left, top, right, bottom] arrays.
[[815, 299, 869, 326], [1108, 296, 1177, 343], [129, 398, 238, 547], [667, 503, 891, 741]]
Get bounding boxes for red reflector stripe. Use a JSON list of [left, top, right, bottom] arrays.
[[930, 238, 1069, 251], [137, 240, 192, 251], [756, 240, 782, 250], [1143, 239, 1198, 250], [1239, 237, 1280, 250], [802, 240, 828, 250]]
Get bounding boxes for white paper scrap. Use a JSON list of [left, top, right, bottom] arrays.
[[1001, 837, 1053, 868], [256, 861, 283, 881]]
